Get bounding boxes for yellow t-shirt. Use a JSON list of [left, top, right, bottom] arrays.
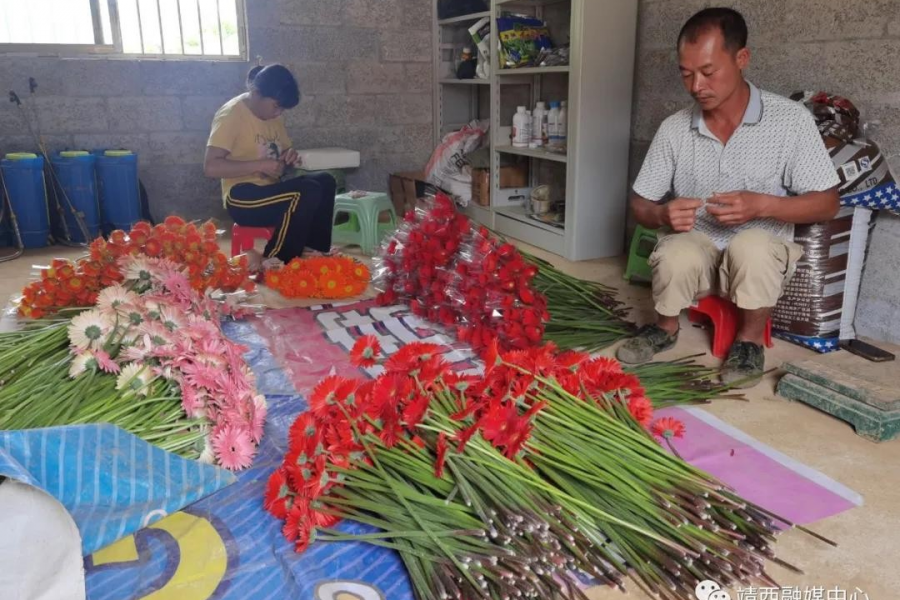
[[207, 93, 293, 201]]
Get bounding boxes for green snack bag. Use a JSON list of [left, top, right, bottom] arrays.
[[497, 15, 553, 69]]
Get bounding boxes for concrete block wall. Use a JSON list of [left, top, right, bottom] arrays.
[[630, 0, 900, 344], [0, 0, 434, 222]]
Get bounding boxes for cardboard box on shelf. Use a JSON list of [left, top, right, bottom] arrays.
[[472, 165, 529, 207], [389, 171, 428, 216]]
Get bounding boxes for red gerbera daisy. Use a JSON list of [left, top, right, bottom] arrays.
[[650, 416, 686, 440], [383, 342, 444, 373], [368, 373, 413, 421], [309, 375, 343, 418], [402, 393, 431, 428], [627, 395, 654, 427], [349, 335, 382, 368], [310, 504, 341, 528], [482, 337, 501, 374], [264, 467, 294, 519], [435, 433, 449, 478], [282, 504, 310, 542], [288, 413, 319, 452], [295, 522, 314, 553]]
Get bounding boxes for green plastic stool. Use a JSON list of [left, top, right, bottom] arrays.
[[623, 225, 659, 283], [332, 192, 397, 256]]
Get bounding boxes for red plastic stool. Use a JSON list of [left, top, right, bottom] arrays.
[[688, 295, 774, 359], [231, 224, 275, 257]]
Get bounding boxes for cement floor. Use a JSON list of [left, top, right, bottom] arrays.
[[0, 239, 897, 599]]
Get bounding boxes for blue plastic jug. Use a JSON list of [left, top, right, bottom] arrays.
[[0, 153, 50, 248], [95, 150, 141, 234], [50, 150, 101, 243]]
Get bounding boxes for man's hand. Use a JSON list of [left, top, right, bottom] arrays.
[[662, 197, 703, 232], [257, 158, 285, 179], [282, 148, 301, 168], [706, 191, 772, 226]]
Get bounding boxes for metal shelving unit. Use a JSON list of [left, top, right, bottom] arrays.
[[433, 0, 638, 260]]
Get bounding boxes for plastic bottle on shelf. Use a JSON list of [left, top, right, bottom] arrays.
[[531, 101, 548, 148], [512, 106, 531, 148], [547, 101, 562, 151], [558, 101, 568, 151]]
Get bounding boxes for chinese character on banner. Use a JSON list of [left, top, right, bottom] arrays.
[[760, 587, 780, 600], [739, 587, 758, 600], [827, 587, 847, 600], [805, 587, 826, 600], [849, 588, 870, 600], [782, 587, 803, 600]]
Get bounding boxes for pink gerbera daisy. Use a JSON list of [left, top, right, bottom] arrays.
[[93, 350, 121, 374], [212, 425, 256, 471], [249, 394, 268, 444]]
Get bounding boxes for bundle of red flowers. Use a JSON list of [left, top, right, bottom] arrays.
[[264, 256, 370, 299], [449, 227, 548, 353], [374, 194, 471, 324], [373, 194, 547, 354], [264, 335, 683, 553], [18, 217, 254, 318]]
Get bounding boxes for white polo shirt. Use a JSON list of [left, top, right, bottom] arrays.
[[633, 81, 840, 249]]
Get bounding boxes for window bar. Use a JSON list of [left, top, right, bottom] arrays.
[[134, 0, 146, 53], [89, 0, 105, 45], [215, 0, 224, 54], [195, 0, 205, 55], [108, 0, 124, 53], [155, 0, 165, 53], [175, 0, 185, 53]]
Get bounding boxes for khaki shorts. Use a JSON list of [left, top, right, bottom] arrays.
[[649, 228, 804, 317]]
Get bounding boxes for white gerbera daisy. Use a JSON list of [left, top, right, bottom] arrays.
[[115, 363, 156, 396], [122, 257, 154, 287], [68, 351, 97, 378], [68, 310, 113, 351], [97, 285, 138, 314], [158, 305, 185, 333]]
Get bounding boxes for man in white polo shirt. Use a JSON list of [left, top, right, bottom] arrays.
[[616, 7, 840, 387]]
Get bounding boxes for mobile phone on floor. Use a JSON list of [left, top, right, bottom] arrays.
[[840, 339, 895, 362]]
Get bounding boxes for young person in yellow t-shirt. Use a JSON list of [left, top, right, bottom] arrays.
[[203, 64, 336, 268]]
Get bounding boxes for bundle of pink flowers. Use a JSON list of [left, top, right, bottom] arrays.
[[67, 255, 265, 470]]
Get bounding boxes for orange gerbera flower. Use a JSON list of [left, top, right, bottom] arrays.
[[350, 261, 371, 282], [131, 221, 152, 235], [334, 257, 353, 273], [318, 272, 342, 297], [265, 271, 283, 289], [200, 221, 217, 239], [310, 257, 339, 276], [57, 264, 75, 281], [66, 276, 85, 292], [292, 272, 317, 297], [144, 238, 163, 257], [164, 215, 186, 230], [81, 261, 102, 277]]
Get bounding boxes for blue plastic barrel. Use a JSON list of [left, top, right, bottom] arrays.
[[95, 150, 141, 234], [50, 150, 101, 243], [0, 153, 50, 248]]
